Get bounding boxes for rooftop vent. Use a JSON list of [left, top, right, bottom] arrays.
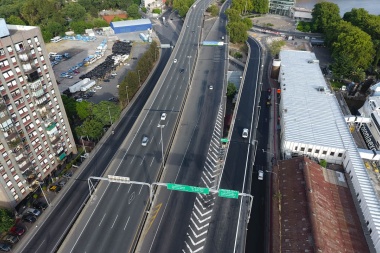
[[308, 59, 319, 64]]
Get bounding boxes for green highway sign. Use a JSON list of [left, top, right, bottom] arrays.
[[221, 138, 229, 143], [218, 189, 239, 199], [167, 183, 209, 194]]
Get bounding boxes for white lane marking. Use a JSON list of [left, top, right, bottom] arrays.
[[127, 184, 132, 193], [117, 183, 122, 191], [130, 156, 135, 164], [99, 213, 106, 227], [140, 156, 146, 165], [34, 239, 46, 253], [138, 185, 144, 195], [124, 216, 130, 230], [111, 215, 118, 229], [128, 192, 135, 204], [150, 157, 155, 167]]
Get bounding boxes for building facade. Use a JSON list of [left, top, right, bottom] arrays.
[[0, 19, 77, 208], [269, 0, 295, 16]]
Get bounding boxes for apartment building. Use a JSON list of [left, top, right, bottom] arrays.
[[0, 19, 77, 209], [269, 0, 295, 16]]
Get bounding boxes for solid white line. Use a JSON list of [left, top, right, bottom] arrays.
[[111, 215, 118, 229], [124, 216, 130, 230], [117, 183, 121, 191], [127, 184, 132, 193], [34, 239, 46, 253], [140, 156, 145, 165], [130, 156, 135, 164], [138, 185, 144, 195], [149, 157, 155, 167], [99, 213, 106, 227]]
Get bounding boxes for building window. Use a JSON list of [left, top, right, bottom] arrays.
[[322, 151, 327, 155], [301, 147, 305, 151], [330, 152, 335, 156], [308, 148, 312, 152], [315, 149, 320, 154], [7, 46, 13, 53], [0, 59, 9, 68], [0, 48, 5, 55], [338, 153, 343, 157]]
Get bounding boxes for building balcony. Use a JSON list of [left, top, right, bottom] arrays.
[[19, 161, 32, 172], [16, 45, 31, 54], [18, 51, 34, 63], [22, 64, 37, 74]]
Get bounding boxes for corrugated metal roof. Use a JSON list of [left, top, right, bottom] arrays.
[[111, 19, 151, 28], [280, 50, 345, 149]]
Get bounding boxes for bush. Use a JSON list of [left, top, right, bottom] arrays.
[[320, 159, 327, 168], [141, 7, 147, 13], [152, 8, 161, 14], [234, 52, 242, 59]]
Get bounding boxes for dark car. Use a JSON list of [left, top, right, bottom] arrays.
[[64, 171, 73, 178], [0, 242, 11, 252], [180, 68, 185, 73], [22, 214, 36, 223], [132, 57, 137, 60], [2, 234, 19, 244], [9, 226, 25, 236], [33, 201, 48, 210], [104, 79, 110, 82]]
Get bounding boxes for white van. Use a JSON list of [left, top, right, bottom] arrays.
[[258, 170, 264, 180], [51, 36, 62, 43]]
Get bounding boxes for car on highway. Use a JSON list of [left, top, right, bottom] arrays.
[[142, 136, 149, 146], [180, 68, 185, 73], [9, 226, 25, 236], [161, 113, 167, 120], [22, 214, 36, 223], [242, 128, 249, 138], [258, 170, 264, 180], [174, 59, 177, 63], [267, 95, 271, 100], [0, 242, 11, 252], [33, 201, 48, 210], [209, 85, 213, 90], [25, 207, 41, 217], [2, 234, 19, 244]]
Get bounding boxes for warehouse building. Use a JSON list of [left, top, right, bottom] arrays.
[[110, 19, 152, 34], [277, 50, 380, 252]]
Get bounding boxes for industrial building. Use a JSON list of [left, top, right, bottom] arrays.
[[277, 50, 380, 252], [269, 0, 295, 16], [110, 19, 152, 34], [0, 19, 77, 208]]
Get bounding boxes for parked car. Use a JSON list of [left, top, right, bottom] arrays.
[[111, 72, 117, 76], [0, 242, 11, 252], [76, 98, 83, 102], [94, 85, 102, 90], [22, 214, 36, 223], [49, 185, 61, 193], [33, 201, 48, 210], [57, 180, 67, 187], [9, 226, 25, 236], [2, 234, 19, 244], [64, 171, 73, 178], [25, 208, 41, 217], [104, 79, 110, 82], [173, 59, 177, 63]]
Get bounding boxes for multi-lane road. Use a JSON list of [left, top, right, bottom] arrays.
[[58, 2, 212, 252]]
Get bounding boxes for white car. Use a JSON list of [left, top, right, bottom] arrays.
[[174, 59, 177, 63], [209, 85, 213, 90], [94, 85, 102, 89], [161, 113, 167, 120], [76, 98, 83, 102], [242, 128, 249, 138], [111, 72, 117, 76], [25, 208, 41, 217], [258, 170, 264, 180], [142, 136, 149, 146]]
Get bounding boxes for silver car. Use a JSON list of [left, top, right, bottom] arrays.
[[142, 136, 149, 146]]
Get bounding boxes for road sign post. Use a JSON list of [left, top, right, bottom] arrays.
[[218, 189, 239, 199], [167, 183, 209, 194]]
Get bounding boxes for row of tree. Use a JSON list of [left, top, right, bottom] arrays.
[[225, 8, 252, 43], [1, 0, 141, 42], [311, 3, 380, 81], [118, 41, 159, 107]]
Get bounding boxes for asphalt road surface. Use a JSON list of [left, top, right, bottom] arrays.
[[58, 3, 209, 253], [203, 37, 263, 253], [136, 1, 227, 252]]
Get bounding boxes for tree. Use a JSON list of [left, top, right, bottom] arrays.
[[227, 82, 237, 98], [311, 2, 341, 33], [92, 101, 121, 126], [92, 18, 109, 28], [62, 3, 87, 22], [207, 5, 219, 17], [268, 40, 285, 58], [0, 209, 14, 233], [61, 95, 77, 120], [231, 0, 253, 14], [70, 20, 93, 34], [76, 119, 104, 140], [6, 15, 26, 25], [20, 0, 56, 26], [253, 0, 269, 14], [76, 101, 92, 121], [225, 9, 240, 23], [127, 4, 140, 19], [43, 21, 64, 39], [227, 22, 248, 43]]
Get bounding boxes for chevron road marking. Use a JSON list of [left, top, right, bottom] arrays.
[[189, 226, 208, 238], [194, 205, 213, 216], [188, 234, 206, 246], [190, 217, 210, 230], [185, 242, 204, 253]]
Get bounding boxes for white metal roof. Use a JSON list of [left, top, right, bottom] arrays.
[[111, 19, 151, 28], [279, 50, 346, 149]]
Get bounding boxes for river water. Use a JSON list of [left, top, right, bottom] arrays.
[[296, 0, 380, 16]]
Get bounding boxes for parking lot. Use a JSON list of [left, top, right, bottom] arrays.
[[46, 32, 151, 103]]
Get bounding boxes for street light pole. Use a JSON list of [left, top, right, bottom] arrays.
[[126, 86, 129, 104], [157, 124, 165, 168], [107, 106, 112, 125]]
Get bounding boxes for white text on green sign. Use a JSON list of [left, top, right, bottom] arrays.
[[167, 183, 209, 194]]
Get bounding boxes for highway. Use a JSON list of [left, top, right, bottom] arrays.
[[16, 11, 177, 253], [136, 2, 229, 252], [203, 37, 263, 252], [58, 2, 211, 253]]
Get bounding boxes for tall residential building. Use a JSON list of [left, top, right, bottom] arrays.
[[0, 19, 77, 209], [269, 0, 295, 16]]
